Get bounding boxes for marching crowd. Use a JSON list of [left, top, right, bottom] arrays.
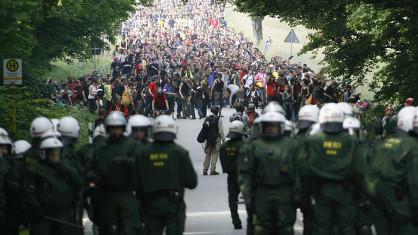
[[3, 1, 418, 235], [47, 0, 366, 122]]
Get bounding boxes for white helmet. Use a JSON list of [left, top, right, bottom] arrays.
[[343, 117, 361, 130], [51, 119, 60, 131], [40, 137, 63, 161], [40, 137, 63, 149], [260, 111, 286, 137], [319, 103, 344, 133], [0, 127, 8, 136], [262, 101, 285, 115], [126, 115, 152, 136], [343, 117, 361, 136], [298, 105, 319, 130], [105, 111, 127, 127], [31, 117, 53, 138], [93, 124, 107, 138], [228, 120, 245, 135], [319, 103, 344, 124], [41, 130, 62, 139], [309, 123, 323, 136], [153, 115, 177, 141], [128, 115, 152, 128], [0, 135, 12, 146], [397, 106, 416, 132], [337, 102, 354, 118], [14, 140, 31, 157], [261, 111, 287, 124], [58, 116, 80, 138]]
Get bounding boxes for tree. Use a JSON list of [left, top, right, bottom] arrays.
[[0, 0, 149, 75], [228, 0, 418, 102], [0, 0, 151, 142]]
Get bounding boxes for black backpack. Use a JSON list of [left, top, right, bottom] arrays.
[[197, 115, 219, 146]]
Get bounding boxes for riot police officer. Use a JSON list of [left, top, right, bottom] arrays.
[[24, 117, 54, 165], [135, 115, 197, 235], [23, 137, 83, 235], [87, 111, 142, 235], [219, 120, 246, 230], [239, 111, 299, 235], [0, 133, 13, 233], [127, 114, 152, 145], [58, 116, 82, 172], [302, 103, 357, 235], [365, 106, 418, 235], [294, 104, 319, 235]]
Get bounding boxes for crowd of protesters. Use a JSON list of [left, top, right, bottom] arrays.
[[47, 0, 366, 121]]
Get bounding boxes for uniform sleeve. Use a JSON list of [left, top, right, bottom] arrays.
[[289, 140, 301, 194], [407, 147, 418, 210], [219, 144, 227, 173], [21, 165, 41, 216], [0, 159, 9, 218], [60, 160, 84, 191], [85, 147, 101, 184], [179, 148, 198, 189], [238, 143, 255, 196]]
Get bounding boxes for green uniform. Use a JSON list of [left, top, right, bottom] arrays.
[[63, 146, 83, 175], [4, 155, 25, 235], [22, 158, 83, 235], [77, 136, 106, 235], [238, 142, 255, 235], [135, 141, 197, 235], [23, 145, 40, 166], [87, 136, 142, 235], [303, 132, 357, 235], [365, 133, 418, 235], [0, 156, 10, 227], [219, 138, 245, 228], [352, 139, 373, 235], [293, 132, 313, 235], [239, 137, 299, 235]]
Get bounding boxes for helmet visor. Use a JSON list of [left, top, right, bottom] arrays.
[[262, 122, 282, 138]]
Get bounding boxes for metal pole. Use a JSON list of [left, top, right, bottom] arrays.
[[93, 43, 97, 72], [291, 42, 293, 58], [290, 29, 294, 57]]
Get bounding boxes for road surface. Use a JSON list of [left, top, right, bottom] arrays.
[[84, 107, 303, 234]]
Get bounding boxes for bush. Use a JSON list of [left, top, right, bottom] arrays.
[[0, 84, 96, 147]]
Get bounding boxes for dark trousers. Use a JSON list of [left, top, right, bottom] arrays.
[[88, 99, 97, 114], [227, 174, 241, 227]]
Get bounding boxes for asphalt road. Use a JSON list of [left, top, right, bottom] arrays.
[[84, 107, 303, 234]]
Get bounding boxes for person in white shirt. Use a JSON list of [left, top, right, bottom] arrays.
[[88, 79, 98, 114]]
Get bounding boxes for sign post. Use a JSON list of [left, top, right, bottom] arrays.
[[284, 29, 300, 58], [3, 59, 22, 85]]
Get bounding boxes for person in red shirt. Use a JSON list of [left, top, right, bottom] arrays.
[[152, 88, 169, 116], [148, 79, 158, 98], [266, 74, 279, 102]]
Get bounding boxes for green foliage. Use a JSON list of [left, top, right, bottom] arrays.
[[46, 54, 112, 81], [0, 0, 136, 75], [0, 0, 149, 146], [229, 0, 418, 103], [0, 78, 95, 146]]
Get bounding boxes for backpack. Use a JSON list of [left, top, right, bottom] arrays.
[[121, 89, 132, 106], [197, 115, 219, 145]]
